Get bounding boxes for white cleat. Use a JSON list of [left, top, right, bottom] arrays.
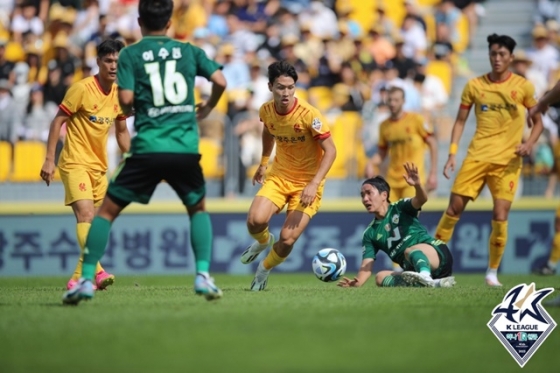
[[485, 275, 503, 287], [240, 234, 275, 264], [62, 278, 94, 305], [400, 271, 435, 287], [435, 276, 456, 288], [194, 273, 223, 301], [250, 261, 270, 291]]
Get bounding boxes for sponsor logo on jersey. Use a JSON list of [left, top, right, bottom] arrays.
[[487, 283, 556, 367], [392, 214, 399, 224], [312, 118, 322, 131]]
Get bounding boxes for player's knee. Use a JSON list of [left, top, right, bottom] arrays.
[[75, 209, 95, 223], [186, 199, 205, 216], [246, 214, 267, 232], [492, 208, 509, 221], [446, 196, 466, 217], [278, 234, 296, 249]]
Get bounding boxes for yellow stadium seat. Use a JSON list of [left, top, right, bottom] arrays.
[[0, 141, 12, 181], [307, 86, 333, 112], [380, 0, 406, 29], [426, 60, 453, 95], [453, 13, 470, 54], [425, 14, 436, 43], [199, 138, 224, 179], [10, 141, 46, 182], [337, 0, 376, 34], [416, 0, 441, 6], [295, 88, 308, 101]]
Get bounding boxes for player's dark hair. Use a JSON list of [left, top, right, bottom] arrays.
[[138, 0, 174, 32], [362, 176, 391, 203], [97, 39, 125, 58], [268, 60, 298, 85], [487, 34, 516, 54], [387, 86, 405, 99]]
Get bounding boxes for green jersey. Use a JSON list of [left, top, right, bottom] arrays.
[[117, 36, 221, 154], [362, 198, 442, 266]]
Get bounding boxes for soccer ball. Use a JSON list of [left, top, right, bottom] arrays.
[[312, 248, 347, 282]]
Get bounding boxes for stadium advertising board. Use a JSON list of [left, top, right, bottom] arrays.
[[0, 211, 554, 276]]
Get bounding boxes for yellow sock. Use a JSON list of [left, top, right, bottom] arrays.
[[488, 220, 508, 269], [435, 213, 460, 243], [263, 247, 286, 270], [250, 227, 270, 245], [549, 232, 560, 264]]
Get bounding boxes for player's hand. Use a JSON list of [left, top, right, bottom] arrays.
[[252, 165, 267, 185], [426, 172, 438, 192], [300, 181, 319, 207], [515, 142, 533, 157], [443, 155, 456, 180], [402, 162, 420, 186], [195, 102, 213, 120], [40, 159, 55, 186], [337, 277, 360, 288]]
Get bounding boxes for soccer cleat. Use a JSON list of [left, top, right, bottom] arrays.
[[62, 278, 94, 305], [250, 261, 270, 291], [434, 276, 456, 288], [400, 271, 435, 287], [533, 264, 556, 276], [240, 234, 275, 264], [95, 271, 115, 290], [485, 275, 503, 287], [194, 273, 223, 301]]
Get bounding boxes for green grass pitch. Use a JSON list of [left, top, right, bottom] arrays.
[[1, 274, 559, 373]]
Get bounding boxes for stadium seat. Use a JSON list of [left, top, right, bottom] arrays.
[[426, 60, 453, 95], [337, 0, 376, 34], [0, 141, 12, 181], [307, 87, 333, 112], [199, 138, 224, 179], [453, 13, 470, 54], [380, 0, 406, 29], [295, 88, 308, 101], [10, 141, 46, 182]]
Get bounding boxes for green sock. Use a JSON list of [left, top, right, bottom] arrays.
[[190, 212, 213, 273], [409, 250, 431, 274], [82, 216, 112, 281], [383, 275, 422, 287]]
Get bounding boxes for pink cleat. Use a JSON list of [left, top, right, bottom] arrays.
[[67, 278, 98, 290], [95, 271, 115, 290]]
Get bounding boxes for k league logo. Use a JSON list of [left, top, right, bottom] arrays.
[[487, 283, 557, 368]]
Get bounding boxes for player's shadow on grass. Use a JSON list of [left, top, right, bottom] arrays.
[[38, 302, 67, 307]]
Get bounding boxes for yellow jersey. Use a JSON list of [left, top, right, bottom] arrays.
[[460, 72, 537, 165], [378, 112, 432, 187], [259, 98, 331, 183], [58, 76, 126, 171]]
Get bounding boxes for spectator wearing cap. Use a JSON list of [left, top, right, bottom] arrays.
[[0, 79, 17, 145], [24, 43, 46, 84], [366, 25, 396, 66], [401, 14, 428, 63], [512, 50, 547, 99], [244, 60, 272, 112], [50, 32, 76, 86], [298, 0, 338, 40], [0, 35, 14, 83], [279, 34, 310, 88], [346, 34, 377, 82], [336, 3, 362, 38], [218, 43, 250, 90], [23, 83, 55, 142], [333, 21, 356, 62], [293, 22, 323, 67], [527, 25, 560, 82], [11, 1, 43, 43], [391, 35, 417, 80]]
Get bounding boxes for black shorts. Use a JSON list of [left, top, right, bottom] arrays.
[[107, 153, 205, 207], [432, 243, 454, 279]]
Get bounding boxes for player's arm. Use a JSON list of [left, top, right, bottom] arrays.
[[253, 124, 275, 185], [40, 109, 69, 186], [366, 146, 387, 178], [403, 162, 428, 209], [196, 69, 227, 120], [337, 258, 374, 288], [519, 82, 545, 156], [114, 119, 130, 153], [443, 106, 470, 179], [425, 135, 438, 190], [118, 90, 134, 117], [301, 136, 336, 207]]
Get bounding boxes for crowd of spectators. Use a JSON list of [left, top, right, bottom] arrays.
[[0, 0, 487, 195]]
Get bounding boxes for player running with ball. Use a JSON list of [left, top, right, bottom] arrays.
[[338, 163, 456, 288]]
